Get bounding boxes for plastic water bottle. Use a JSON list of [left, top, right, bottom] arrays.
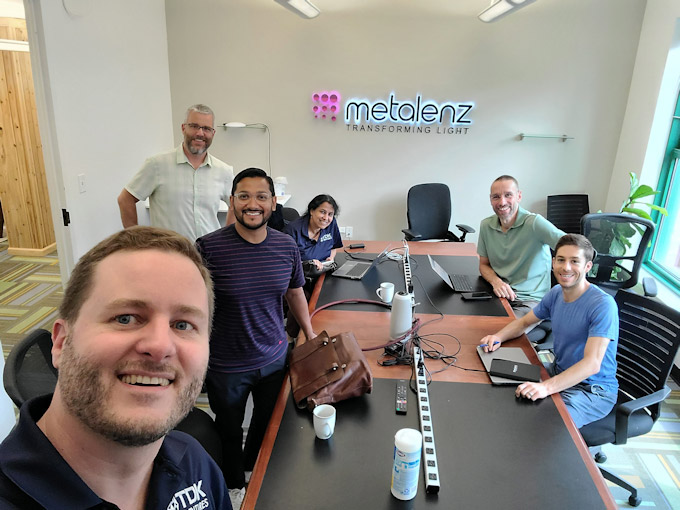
[[391, 428, 422, 500]]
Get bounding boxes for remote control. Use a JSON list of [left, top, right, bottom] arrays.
[[396, 379, 408, 414]]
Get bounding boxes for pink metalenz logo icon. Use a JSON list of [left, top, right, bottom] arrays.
[[312, 90, 341, 121]]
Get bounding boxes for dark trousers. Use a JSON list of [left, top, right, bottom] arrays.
[[206, 350, 287, 489]]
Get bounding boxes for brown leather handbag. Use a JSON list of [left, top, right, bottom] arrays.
[[289, 330, 373, 410]]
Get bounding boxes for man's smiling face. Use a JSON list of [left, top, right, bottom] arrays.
[[552, 244, 593, 291], [489, 178, 522, 224], [51, 249, 210, 446], [230, 176, 276, 231]]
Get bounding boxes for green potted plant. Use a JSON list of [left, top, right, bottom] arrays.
[[588, 172, 667, 268]]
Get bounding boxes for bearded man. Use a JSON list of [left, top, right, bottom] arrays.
[[0, 226, 230, 509], [118, 104, 234, 240], [196, 167, 315, 510]]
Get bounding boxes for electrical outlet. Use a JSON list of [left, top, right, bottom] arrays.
[[339, 227, 346, 236], [77, 174, 86, 194], [346, 226, 353, 239]]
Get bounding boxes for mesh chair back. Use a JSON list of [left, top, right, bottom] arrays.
[[406, 183, 452, 240], [581, 213, 654, 291], [547, 194, 589, 233], [614, 290, 680, 420], [282, 207, 300, 224], [2, 329, 57, 408]]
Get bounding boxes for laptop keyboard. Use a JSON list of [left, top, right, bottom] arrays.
[[346, 263, 369, 277], [450, 274, 473, 292]]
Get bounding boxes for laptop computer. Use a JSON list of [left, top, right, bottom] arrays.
[[476, 345, 537, 385], [427, 254, 474, 292], [332, 247, 389, 280]]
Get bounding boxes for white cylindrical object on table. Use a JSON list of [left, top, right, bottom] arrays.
[[391, 428, 422, 500], [390, 291, 412, 341]]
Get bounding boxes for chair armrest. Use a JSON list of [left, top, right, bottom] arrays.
[[402, 228, 422, 241], [454, 224, 475, 243], [614, 386, 671, 444], [455, 224, 475, 234], [642, 277, 658, 298]]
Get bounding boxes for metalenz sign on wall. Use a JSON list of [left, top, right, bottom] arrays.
[[312, 91, 474, 136]]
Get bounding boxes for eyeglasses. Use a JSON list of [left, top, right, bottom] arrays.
[[233, 192, 273, 203], [185, 123, 215, 134]]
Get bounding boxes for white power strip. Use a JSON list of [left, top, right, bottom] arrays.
[[413, 344, 441, 494]]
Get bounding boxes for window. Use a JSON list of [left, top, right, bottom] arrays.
[[645, 91, 680, 292]]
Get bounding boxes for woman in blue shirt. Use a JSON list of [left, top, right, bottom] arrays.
[[284, 194, 344, 270]]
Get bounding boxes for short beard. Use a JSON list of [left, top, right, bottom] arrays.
[[236, 209, 272, 230], [187, 142, 207, 156], [57, 335, 205, 447], [185, 136, 210, 156]]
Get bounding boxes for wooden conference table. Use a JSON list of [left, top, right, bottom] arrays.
[[242, 241, 616, 509]]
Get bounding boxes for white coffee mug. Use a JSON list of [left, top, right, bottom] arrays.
[[313, 404, 336, 440], [376, 282, 395, 303]]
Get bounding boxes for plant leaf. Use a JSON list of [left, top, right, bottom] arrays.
[[629, 172, 639, 192], [629, 185, 659, 200], [615, 223, 636, 237], [622, 207, 652, 220], [647, 204, 668, 215]]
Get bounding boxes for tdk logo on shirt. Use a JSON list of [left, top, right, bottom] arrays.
[[319, 233, 332, 242], [166, 480, 209, 510]]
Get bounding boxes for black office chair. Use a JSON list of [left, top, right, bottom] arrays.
[[3, 329, 57, 408], [3, 328, 223, 467], [546, 194, 589, 233], [268, 204, 285, 231], [401, 183, 474, 242], [581, 213, 656, 296], [281, 206, 300, 226], [579, 290, 680, 507]]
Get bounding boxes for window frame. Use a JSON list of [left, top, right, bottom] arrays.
[[644, 91, 680, 293]]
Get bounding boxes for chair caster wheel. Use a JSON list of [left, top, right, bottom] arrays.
[[594, 452, 607, 463], [628, 495, 641, 507]]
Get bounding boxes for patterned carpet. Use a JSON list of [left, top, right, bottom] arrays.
[[0, 239, 679, 508], [0, 239, 62, 359]]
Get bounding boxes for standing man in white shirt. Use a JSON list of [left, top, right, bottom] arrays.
[[118, 104, 235, 240]]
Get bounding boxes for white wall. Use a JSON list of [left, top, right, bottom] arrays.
[[27, 0, 174, 260], [165, 0, 645, 242], [607, 0, 680, 211], [0, 0, 24, 18], [606, 1, 680, 368]]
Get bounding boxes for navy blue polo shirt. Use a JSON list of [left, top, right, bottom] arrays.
[[283, 215, 343, 261], [0, 395, 229, 510]]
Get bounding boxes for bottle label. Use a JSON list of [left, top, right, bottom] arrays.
[[391, 445, 421, 499]]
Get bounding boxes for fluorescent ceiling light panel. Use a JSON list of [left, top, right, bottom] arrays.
[[274, 0, 320, 19], [478, 0, 537, 23]]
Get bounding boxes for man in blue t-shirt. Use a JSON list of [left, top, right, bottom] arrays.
[[196, 168, 316, 510], [480, 234, 619, 428]]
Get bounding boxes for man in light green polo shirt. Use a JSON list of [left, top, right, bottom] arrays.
[[477, 175, 564, 317]]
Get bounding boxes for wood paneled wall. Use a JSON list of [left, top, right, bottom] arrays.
[[0, 17, 56, 256]]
